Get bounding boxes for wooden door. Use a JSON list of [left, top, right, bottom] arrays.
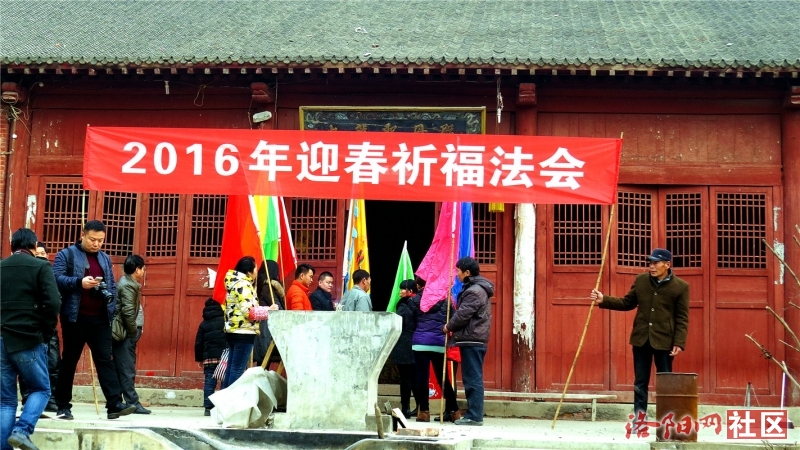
[[538, 203, 611, 392], [709, 187, 777, 397], [610, 187, 710, 394]]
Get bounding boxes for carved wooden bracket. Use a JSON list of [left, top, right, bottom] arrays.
[[517, 83, 536, 106], [251, 82, 274, 104], [1, 82, 27, 105], [787, 85, 800, 108]]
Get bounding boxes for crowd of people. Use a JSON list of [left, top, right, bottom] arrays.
[[1, 219, 495, 449]]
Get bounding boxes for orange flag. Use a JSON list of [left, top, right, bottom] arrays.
[[212, 195, 264, 303]]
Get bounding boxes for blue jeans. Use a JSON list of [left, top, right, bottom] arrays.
[[221, 337, 254, 389], [460, 345, 486, 421], [203, 364, 219, 408], [1, 338, 49, 450]]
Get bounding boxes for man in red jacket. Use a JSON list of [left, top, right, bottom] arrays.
[[286, 263, 314, 310]]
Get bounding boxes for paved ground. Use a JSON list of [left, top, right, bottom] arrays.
[[28, 403, 800, 449]]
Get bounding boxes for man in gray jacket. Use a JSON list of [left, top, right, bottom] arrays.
[[340, 269, 372, 311], [112, 254, 150, 414], [443, 256, 494, 426]]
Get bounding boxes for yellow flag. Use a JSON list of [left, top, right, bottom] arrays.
[[343, 199, 370, 292]]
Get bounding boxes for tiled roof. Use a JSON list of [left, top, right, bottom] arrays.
[[3, 0, 799, 71]]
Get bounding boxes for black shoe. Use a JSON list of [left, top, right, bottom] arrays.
[[402, 409, 413, 419], [204, 408, 212, 417], [7, 431, 39, 450], [44, 402, 58, 413], [56, 408, 73, 420], [133, 405, 151, 414], [107, 402, 136, 419]]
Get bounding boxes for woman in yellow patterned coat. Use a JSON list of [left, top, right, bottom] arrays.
[[222, 256, 277, 388]]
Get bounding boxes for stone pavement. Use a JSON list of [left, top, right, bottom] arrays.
[[25, 402, 800, 449]]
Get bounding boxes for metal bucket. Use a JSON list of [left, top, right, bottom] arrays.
[[655, 372, 698, 442]]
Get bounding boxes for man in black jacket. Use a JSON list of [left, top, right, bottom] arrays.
[[443, 256, 494, 427], [19, 242, 61, 413], [309, 271, 335, 311], [1, 228, 61, 450], [112, 254, 150, 414]]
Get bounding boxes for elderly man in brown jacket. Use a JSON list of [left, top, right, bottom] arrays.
[[590, 248, 689, 419]]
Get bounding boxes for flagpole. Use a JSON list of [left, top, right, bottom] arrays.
[[342, 199, 355, 297], [440, 202, 458, 424], [551, 204, 616, 429]]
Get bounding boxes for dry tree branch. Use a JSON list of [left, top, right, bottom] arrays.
[[790, 302, 800, 311], [767, 306, 800, 349], [745, 334, 800, 391], [779, 339, 800, 353], [763, 238, 800, 288]]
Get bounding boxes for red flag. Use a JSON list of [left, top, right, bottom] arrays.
[[277, 197, 298, 283], [212, 195, 264, 303]]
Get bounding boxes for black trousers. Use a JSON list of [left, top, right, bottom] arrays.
[[396, 363, 416, 411], [413, 351, 459, 413], [56, 315, 123, 410], [632, 340, 673, 416], [112, 327, 141, 406]]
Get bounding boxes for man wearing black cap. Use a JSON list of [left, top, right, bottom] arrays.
[[590, 248, 689, 419]]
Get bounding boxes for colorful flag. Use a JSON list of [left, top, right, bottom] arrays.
[[212, 195, 265, 303], [251, 195, 297, 281], [416, 202, 461, 312], [451, 202, 474, 302], [277, 197, 298, 281], [387, 241, 414, 313], [342, 199, 370, 293]]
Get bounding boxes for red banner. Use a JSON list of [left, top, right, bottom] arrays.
[[84, 127, 620, 204]]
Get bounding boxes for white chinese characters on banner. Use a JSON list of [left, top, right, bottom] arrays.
[[344, 142, 388, 184], [248, 140, 292, 181], [538, 147, 585, 190], [441, 144, 485, 187], [297, 141, 340, 182], [489, 145, 534, 187]]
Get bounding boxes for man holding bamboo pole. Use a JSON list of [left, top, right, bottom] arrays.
[[443, 256, 493, 426], [590, 248, 689, 419]]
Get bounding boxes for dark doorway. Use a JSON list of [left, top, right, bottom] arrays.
[[364, 200, 435, 311]]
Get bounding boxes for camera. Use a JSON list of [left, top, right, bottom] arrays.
[[93, 281, 115, 304]]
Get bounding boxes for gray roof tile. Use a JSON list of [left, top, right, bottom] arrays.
[[2, 0, 799, 71]]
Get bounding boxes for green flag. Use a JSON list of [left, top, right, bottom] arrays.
[[387, 241, 414, 312]]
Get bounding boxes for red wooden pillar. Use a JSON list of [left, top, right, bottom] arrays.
[[511, 83, 537, 392], [1, 83, 32, 256], [783, 86, 800, 406]]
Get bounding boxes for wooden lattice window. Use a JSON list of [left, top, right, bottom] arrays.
[[42, 182, 88, 252], [290, 199, 337, 260], [473, 203, 496, 265], [190, 195, 227, 258], [716, 192, 766, 269], [666, 193, 702, 268], [101, 192, 138, 257], [617, 192, 652, 267], [554, 204, 602, 265], [147, 194, 180, 257]]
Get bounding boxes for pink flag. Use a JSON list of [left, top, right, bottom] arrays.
[[416, 202, 461, 312]]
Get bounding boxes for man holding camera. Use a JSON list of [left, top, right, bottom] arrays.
[[53, 220, 136, 420]]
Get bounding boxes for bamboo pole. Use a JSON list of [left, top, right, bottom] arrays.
[[552, 204, 615, 429], [440, 202, 458, 424], [88, 351, 100, 415]]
